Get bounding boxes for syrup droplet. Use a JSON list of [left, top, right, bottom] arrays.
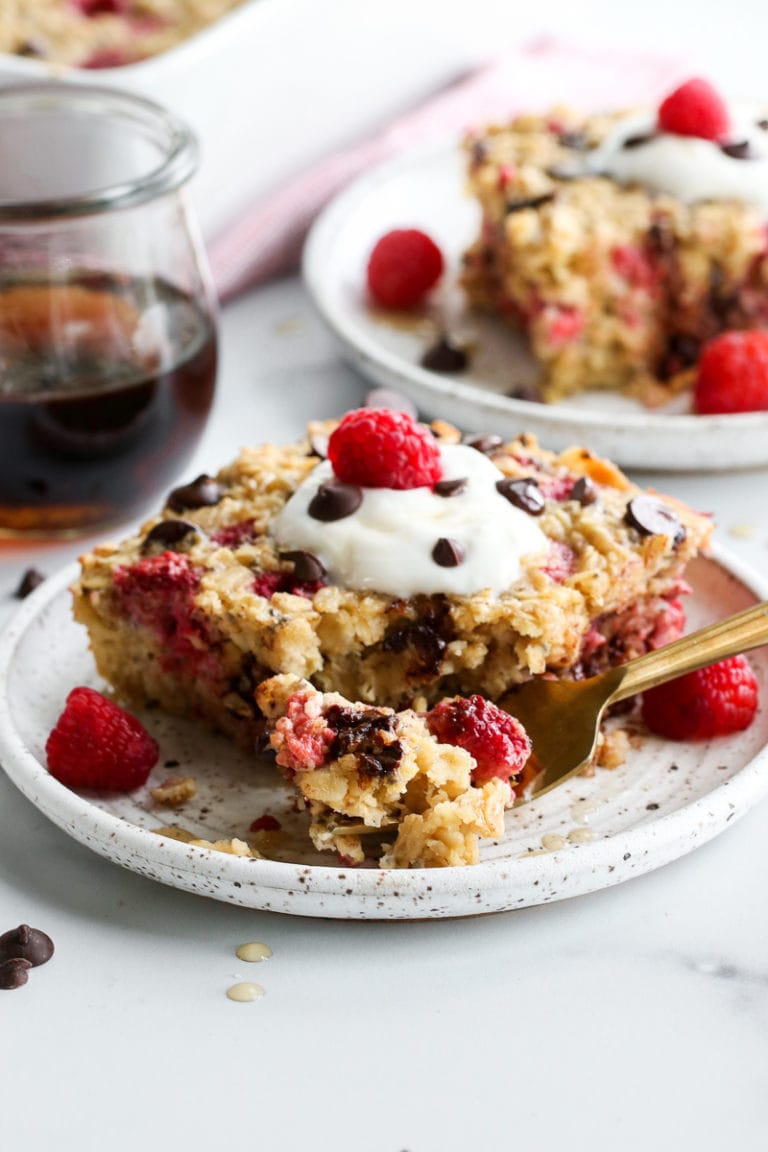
[[235, 942, 273, 963], [226, 982, 265, 1003]]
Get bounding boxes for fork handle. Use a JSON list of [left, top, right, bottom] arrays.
[[608, 599, 768, 704]]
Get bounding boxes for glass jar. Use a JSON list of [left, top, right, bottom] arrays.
[[0, 82, 218, 536]]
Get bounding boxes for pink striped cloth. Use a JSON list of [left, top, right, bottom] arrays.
[[208, 39, 687, 302]]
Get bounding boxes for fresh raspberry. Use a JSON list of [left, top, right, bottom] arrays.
[[328, 408, 442, 489], [694, 330, 768, 414], [366, 229, 444, 310], [46, 687, 158, 791], [426, 695, 531, 784], [75, 0, 129, 15], [657, 78, 730, 141], [641, 655, 759, 741], [540, 541, 577, 584], [211, 519, 257, 548]]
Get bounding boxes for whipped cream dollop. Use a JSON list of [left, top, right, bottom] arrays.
[[273, 444, 548, 597], [584, 107, 768, 212]]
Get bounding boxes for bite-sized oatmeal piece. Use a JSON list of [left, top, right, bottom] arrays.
[[461, 79, 768, 403], [1, 0, 245, 69], [72, 414, 712, 745], [256, 675, 521, 868], [150, 775, 197, 806], [153, 826, 260, 858]]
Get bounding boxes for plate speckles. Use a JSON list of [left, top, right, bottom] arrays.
[[0, 550, 767, 919]]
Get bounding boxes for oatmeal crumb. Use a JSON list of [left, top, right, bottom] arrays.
[[597, 728, 630, 770], [151, 776, 197, 806]]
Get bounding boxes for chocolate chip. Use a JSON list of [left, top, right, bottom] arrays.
[[365, 387, 418, 418], [167, 474, 221, 513], [471, 139, 488, 165], [17, 38, 48, 57], [624, 495, 686, 545], [308, 433, 329, 459], [558, 130, 589, 150], [308, 481, 362, 522], [432, 537, 465, 567], [325, 705, 402, 777], [463, 433, 503, 455], [570, 476, 597, 506], [721, 140, 753, 160], [648, 220, 675, 255], [758, 119, 768, 131], [279, 550, 326, 583], [0, 958, 32, 990], [420, 336, 468, 373], [433, 477, 468, 498], [505, 192, 556, 214], [14, 568, 45, 599], [622, 132, 656, 150], [0, 924, 54, 967], [496, 477, 545, 516], [142, 519, 200, 554]]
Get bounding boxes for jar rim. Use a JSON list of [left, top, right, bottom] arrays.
[[0, 82, 198, 221]]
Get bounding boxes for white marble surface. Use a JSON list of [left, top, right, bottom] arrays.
[[4, 5, 768, 1143], [1, 279, 768, 1151]]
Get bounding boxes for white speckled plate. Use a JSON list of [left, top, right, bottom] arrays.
[[303, 140, 768, 472], [1, 548, 768, 919]]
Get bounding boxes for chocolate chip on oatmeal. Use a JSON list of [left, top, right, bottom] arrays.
[[420, 335, 469, 373], [495, 477, 545, 516], [433, 477, 468, 498], [279, 550, 326, 583], [0, 924, 54, 967], [505, 192, 556, 214], [325, 706, 402, 777], [167, 474, 222, 513], [570, 476, 597, 506], [432, 537, 465, 567], [463, 433, 503, 455], [648, 219, 676, 255], [0, 958, 32, 990], [365, 387, 418, 418], [622, 132, 657, 150], [625, 495, 686, 545], [558, 130, 589, 150], [308, 432, 329, 459], [14, 568, 45, 599], [17, 38, 48, 58], [142, 519, 201, 553], [308, 481, 362, 522], [721, 140, 753, 160], [471, 139, 488, 166]]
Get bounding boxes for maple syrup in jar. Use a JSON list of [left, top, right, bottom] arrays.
[[0, 83, 218, 535]]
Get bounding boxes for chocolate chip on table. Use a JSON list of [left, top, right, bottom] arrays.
[[433, 477, 468, 498], [495, 477, 546, 516], [308, 481, 362, 522], [142, 519, 201, 553], [463, 433, 503, 455], [14, 568, 45, 599], [166, 474, 222, 513], [279, 550, 326, 583], [505, 192, 556, 214], [0, 959, 32, 990], [365, 387, 418, 419], [420, 336, 469, 374], [720, 140, 753, 160], [622, 132, 657, 150], [432, 537, 465, 567], [570, 476, 597, 506], [0, 924, 54, 967], [625, 495, 686, 545]]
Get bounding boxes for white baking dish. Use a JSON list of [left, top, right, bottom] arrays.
[[0, 0, 486, 243]]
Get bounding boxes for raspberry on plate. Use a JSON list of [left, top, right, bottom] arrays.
[[641, 654, 759, 741], [425, 694, 532, 784], [46, 686, 159, 791], [657, 78, 730, 141], [327, 407, 443, 489], [694, 330, 768, 414], [366, 228, 444, 310]]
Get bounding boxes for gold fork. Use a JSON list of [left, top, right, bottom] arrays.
[[500, 600, 768, 802]]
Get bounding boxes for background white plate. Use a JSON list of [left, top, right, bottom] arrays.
[[0, 549, 767, 920], [303, 141, 768, 472]]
